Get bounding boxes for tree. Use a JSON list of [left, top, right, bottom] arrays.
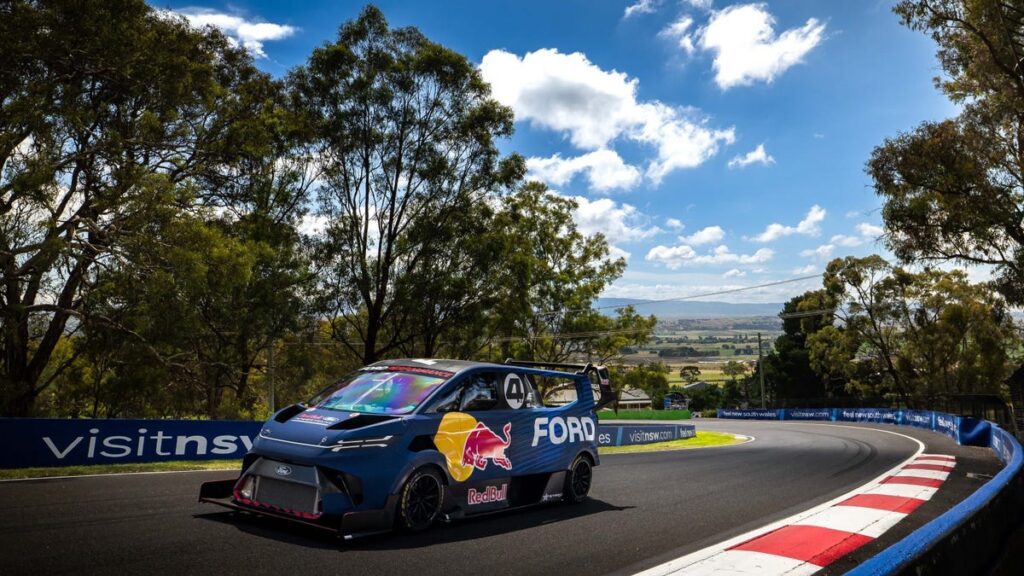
[[621, 362, 670, 410], [722, 360, 750, 405], [870, 1, 1024, 304], [807, 256, 1018, 401], [291, 6, 523, 364], [762, 291, 836, 404], [679, 365, 701, 384], [0, 0, 261, 415]]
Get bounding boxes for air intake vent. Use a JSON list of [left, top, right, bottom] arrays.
[[326, 414, 398, 430], [273, 404, 307, 423]]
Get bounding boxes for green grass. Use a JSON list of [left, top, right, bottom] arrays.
[[0, 459, 241, 480], [598, 409, 691, 420], [599, 431, 746, 454]]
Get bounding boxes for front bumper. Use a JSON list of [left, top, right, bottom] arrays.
[[198, 457, 399, 538]]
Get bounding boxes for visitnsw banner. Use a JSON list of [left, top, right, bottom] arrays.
[[0, 418, 262, 469]]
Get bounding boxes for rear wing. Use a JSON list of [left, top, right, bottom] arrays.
[[504, 359, 616, 410]]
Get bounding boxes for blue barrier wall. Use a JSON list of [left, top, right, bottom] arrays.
[[0, 418, 695, 468], [716, 408, 992, 447]]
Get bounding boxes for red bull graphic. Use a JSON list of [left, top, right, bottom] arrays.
[[462, 422, 512, 471], [434, 412, 513, 481], [467, 483, 508, 505]]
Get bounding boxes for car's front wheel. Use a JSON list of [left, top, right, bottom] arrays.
[[397, 467, 445, 531], [563, 454, 593, 504]]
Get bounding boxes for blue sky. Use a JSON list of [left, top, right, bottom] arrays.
[[161, 1, 960, 303]]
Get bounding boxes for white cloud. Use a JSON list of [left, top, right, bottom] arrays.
[[845, 210, 861, 218], [829, 234, 864, 247], [684, 0, 714, 9], [793, 264, 818, 275], [172, 8, 296, 58], [723, 268, 746, 278], [570, 196, 661, 243], [646, 243, 773, 269], [678, 225, 725, 246], [665, 217, 685, 231], [660, 16, 697, 55], [750, 205, 826, 242], [699, 3, 826, 89], [857, 222, 884, 238], [607, 245, 632, 261], [527, 150, 641, 192], [298, 213, 329, 237], [624, 0, 660, 18], [800, 244, 834, 260], [727, 143, 775, 168], [479, 48, 735, 184]]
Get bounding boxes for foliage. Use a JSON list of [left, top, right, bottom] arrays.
[[870, 1, 1024, 304], [679, 365, 701, 384], [807, 256, 1019, 400]]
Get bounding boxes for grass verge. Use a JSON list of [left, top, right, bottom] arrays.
[[598, 409, 691, 420], [0, 459, 241, 481], [599, 431, 746, 454]]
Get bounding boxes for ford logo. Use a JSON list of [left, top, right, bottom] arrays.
[[275, 465, 292, 477]]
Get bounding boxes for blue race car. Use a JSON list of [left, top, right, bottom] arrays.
[[199, 359, 614, 537]]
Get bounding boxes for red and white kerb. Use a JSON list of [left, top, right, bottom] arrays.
[[646, 454, 956, 575]]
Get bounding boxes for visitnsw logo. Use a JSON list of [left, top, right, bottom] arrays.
[[42, 427, 255, 461], [0, 418, 263, 468]]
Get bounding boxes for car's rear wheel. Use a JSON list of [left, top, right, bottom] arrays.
[[397, 467, 444, 531], [563, 454, 593, 504]]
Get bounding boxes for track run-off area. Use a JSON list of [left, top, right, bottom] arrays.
[[0, 421, 1002, 576]]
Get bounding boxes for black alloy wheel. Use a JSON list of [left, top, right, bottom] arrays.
[[564, 455, 593, 503], [398, 468, 444, 531]]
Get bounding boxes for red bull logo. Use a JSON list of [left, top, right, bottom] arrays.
[[434, 413, 513, 481], [462, 422, 512, 471], [467, 483, 508, 505]]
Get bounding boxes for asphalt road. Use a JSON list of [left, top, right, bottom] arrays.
[[0, 421, 1002, 576]]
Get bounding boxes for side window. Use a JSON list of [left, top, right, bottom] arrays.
[[431, 385, 463, 413], [459, 372, 500, 412]]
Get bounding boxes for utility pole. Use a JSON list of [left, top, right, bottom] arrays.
[[757, 332, 766, 409], [267, 338, 276, 414]]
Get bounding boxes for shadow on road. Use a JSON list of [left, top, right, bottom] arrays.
[[194, 498, 633, 551]]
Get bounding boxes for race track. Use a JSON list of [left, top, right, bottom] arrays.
[[0, 421, 1001, 576]]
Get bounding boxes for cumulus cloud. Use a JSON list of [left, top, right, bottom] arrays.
[[723, 268, 746, 278], [479, 48, 735, 185], [665, 217, 685, 231], [571, 196, 662, 242], [678, 225, 725, 246], [800, 244, 834, 260], [793, 264, 818, 275], [527, 150, 641, 192], [659, 16, 697, 55], [750, 205, 826, 242], [828, 222, 884, 247], [857, 222, 884, 238], [646, 243, 773, 269], [172, 8, 296, 58], [727, 143, 775, 168], [700, 3, 825, 89], [624, 0, 660, 18]]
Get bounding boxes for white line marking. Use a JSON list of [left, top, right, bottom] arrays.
[[633, 423, 926, 576]]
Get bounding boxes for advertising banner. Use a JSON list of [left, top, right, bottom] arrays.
[[901, 410, 935, 430], [781, 408, 833, 421], [835, 408, 900, 425], [0, 418, 262, 469], [596, 423, 696, 447], [718, 409, 779, 420]]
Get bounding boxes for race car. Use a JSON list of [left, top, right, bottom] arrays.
[[198, 359, 615, 537]]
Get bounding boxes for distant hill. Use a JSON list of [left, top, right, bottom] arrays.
[[595, 298, 784, 318]]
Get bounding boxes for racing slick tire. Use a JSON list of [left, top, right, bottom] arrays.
[[563, 454, 593, 504], [397, 467, 445, 532]]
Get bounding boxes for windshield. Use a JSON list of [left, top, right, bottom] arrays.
[[314, 368, 451, 415]]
